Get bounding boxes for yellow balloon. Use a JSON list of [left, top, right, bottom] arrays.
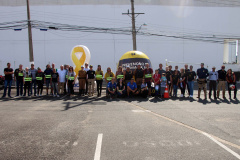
[[71, 45, 91, 76]]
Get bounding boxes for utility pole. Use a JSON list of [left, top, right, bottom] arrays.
[[122, 0, 144, 51], [26, 0, 34, 63]]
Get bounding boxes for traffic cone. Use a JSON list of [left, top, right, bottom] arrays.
[[164, 85, 170, 98]]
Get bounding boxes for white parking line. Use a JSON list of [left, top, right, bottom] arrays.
[[94, 133, 103, 160], [202, 132, 240, 160]]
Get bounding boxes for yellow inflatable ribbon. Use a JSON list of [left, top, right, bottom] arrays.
[[71, 46, 86, 76]]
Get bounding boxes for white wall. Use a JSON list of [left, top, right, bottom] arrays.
[[0, 5, 240, 75]]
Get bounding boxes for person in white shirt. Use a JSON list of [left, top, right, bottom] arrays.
[[209, 66, 218, 100], [57, 65, 67, 95]]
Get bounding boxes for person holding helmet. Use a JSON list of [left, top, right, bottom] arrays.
[[226, 69, 237, 100]]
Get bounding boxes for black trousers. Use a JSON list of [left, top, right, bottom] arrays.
[[96, 80, 103, 95], [24, 82, 31, 96], [209, 80, 217, 99], [37, 81, 43, 95], [68, 80, 74, 94]]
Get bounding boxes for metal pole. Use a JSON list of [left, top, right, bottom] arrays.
[[26, 0, 34, 63], [131, 0, 137, 51]]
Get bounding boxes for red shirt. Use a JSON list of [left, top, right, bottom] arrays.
[[153, 73, 161, 85]]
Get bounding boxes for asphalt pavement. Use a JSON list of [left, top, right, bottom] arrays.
[[0, 89, 240, 160]]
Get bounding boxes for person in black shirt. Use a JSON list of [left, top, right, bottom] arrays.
[[186, 65, 196, 98], [2, 63, 14, 98], [134, 64, 144, 89], [36, 67, 45, 96], [165, 66, 172, 96], [117, 78, 126, 98], [14, 64, 24, 97], [217, 65, 227, 99], [196, 63, 209, 99], [179, 68, 186, 97], [184, 64, 190, 96], [51, 69, 59, 97], [172, 70, 180, 97], [87, 65, 95, 96]]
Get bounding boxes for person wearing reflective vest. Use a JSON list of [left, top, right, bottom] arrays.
[[107, 77, 117, 100], [86, 65, 95, 97], [95, 65, 104, 97], [78, 65, 87, 96], [143, 63, 153, 97], [36, 67, 45, 96], [67, 66, 76, 97], [14, 64, 24, 97], [104, 67, 115, 97], [44, 64, 53, 95], [23, 67, 32, 96], [115, 66, 124, 84]]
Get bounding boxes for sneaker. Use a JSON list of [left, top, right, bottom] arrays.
[[8, 96, 13, 98]]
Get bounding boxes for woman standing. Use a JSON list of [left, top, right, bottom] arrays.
[[186, 65, 196, 98], [95, 65, 104, 97], [226, 69, 237, 99], [67, 66, 76, 97], [36, 67, 44, 96], [179, 68, 186, 98], [172, 70, 180, 97]]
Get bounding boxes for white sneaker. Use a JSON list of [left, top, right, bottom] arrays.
[[180, 94, 183, 98]]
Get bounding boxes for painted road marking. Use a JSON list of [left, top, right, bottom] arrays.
[[202, 132, 240, 159], [94, 133, 103, 160], [125, 101, 240, 158]]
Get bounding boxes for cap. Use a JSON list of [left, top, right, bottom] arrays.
[[126, 65, 130, 68], [201, 63, 204, 65], [90, 65, 93, 67], [81, 65, 84, 68], [212, 66, 216, 68]]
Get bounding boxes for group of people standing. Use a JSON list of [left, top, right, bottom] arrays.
[[2, 62, 238, 100]]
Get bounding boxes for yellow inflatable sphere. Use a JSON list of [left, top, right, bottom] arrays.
[[118, 51, 152, 71]]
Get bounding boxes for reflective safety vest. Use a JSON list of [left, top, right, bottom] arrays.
[[18, 73, 23, 76], [96, 75, 103, 79], [66, 75, 68, 79], [24, 77, 32, 81], [45, 75, 51, 79], [107, 77, 113, 81], [36, 77, 43, 81], [145, 74, 152, 78], [117, 75, 124, 79], [68, 76, 75, 80]]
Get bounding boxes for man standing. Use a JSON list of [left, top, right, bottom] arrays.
[[23, 67, 32, 97], [57, 65, 67, 95], [143, 63, 153, 97], [196, 63, 209, 99], [134, 64, 144, 89], [217, 65, 227, 99], [64, 64, 69, 95], [2, 63, 14, 98], [87, 65, 95, 96], [209, 66, 218, 100], [14, 64, 24, 97], [184, 64, 190, 96], [29, 64, 37, 96], [44, 64, 53, 95], [84, 63, 90, 95], [78, 66, 87, 96], [158, 63, 166, 76]]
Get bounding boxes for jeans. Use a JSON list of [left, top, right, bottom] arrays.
[[52, 82, 59, 95], [30, 79, 37, 95], [16, 80, 23, 96], [187, 81, 194, 96], [3, 80, 12, 97], [173, 84, 178, 97]]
